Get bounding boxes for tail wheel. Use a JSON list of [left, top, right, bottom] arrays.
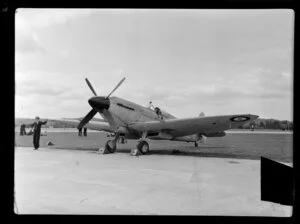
[[105, 140, 116, 153], [137, 140, 149, 155]]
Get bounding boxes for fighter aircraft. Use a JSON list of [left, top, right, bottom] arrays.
[[50, 77, 259, 155]]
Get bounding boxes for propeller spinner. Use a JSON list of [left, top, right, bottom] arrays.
[[77, 77, 126, 129]]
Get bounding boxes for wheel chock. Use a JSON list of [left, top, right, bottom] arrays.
[[130, 148, 141, 156], [98, 147, 110, 154], [47, 141, 54, 146]]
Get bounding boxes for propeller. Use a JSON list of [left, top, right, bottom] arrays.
[[106, 77, 126, 99], [77, 108, 97, 129], [85, 78, 97, 96], [77, 77, 126, 129]]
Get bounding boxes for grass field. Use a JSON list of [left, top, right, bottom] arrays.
[[15, 130, 293, 163]]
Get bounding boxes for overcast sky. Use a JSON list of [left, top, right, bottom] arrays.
[[15, 9, 294, 120]]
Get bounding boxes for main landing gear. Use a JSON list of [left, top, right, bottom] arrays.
[[131, 131, 150, 156], [137, 140, 150, 154], [105, 139, 117, 153], [99, 133, 120, 154], [99, 132, 151, 156]]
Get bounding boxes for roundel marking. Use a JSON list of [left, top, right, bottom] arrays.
[[230, 116, 250, 122]]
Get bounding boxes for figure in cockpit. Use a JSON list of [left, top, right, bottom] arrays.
[[148, 101, 163, 120], [155, 107, 163, 120], [148, 101, 155, 110]]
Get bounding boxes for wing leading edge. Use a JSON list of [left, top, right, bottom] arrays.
[[48, 119, 114, 133], [127, 114, 259, 137]]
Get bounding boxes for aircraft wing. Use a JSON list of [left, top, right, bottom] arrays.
[[48, 119, 115, 133], [127, 114, 259, 137]]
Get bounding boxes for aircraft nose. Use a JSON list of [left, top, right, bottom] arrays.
[[88, 96, 110, 110]]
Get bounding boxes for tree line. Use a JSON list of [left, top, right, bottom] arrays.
[[239, 118, 293, 130]]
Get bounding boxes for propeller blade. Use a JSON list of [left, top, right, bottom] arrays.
[[106, 77, 126, 99], [85, 78, 97, 96], [77, 108, 97, 129]]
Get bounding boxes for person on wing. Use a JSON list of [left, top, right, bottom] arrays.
[[30, 116, 48, 150], [155, 107, 164, 120], [148, 101, 155, 110], [148, 101, 163, 120]]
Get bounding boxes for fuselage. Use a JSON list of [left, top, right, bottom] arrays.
[[96, 97, 199, 142], [107, 97, 175, 123]]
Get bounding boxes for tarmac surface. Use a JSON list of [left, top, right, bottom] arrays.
[[14, 146, 292, 216], [15, 129, 293, 162]]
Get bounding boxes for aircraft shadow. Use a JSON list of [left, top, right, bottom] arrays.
[[117, 148, 260, 160], [51, 146, 259, 160], [50, 146, 289, 162]]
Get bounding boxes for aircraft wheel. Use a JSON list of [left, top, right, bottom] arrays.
[[137, 140, 149, 155], [194, 142, 199, 147], [105, 140, 116, 153]]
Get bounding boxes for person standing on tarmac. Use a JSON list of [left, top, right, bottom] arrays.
[[78, 127, 82, 136], [20, 123, 22, 136], [30, 116, 48, 150], [83, 127, 87, 137], [20, 123, 26, 136]]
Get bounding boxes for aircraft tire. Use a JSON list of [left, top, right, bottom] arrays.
[[105, 140, 116, 153], [137, 140, 149, 155], [194, 142, 198, 147]]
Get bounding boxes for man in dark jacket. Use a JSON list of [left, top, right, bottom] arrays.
[[20, 123, 26, 136], [83, 127, 87, 137], [31, 116, 48, 150]]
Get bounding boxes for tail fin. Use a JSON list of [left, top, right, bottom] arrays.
[[199, 112, 205, 117]]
